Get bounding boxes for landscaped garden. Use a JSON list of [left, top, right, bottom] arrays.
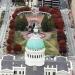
[[6, 6, 67, 56]]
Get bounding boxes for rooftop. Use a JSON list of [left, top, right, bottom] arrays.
[[1, 55, 71, 74]]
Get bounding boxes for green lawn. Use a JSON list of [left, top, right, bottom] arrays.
[[14, 31, 60, 56], [14, 31, 27, 52], [14, 12, 60, 55], [45, 32, 60, 56]]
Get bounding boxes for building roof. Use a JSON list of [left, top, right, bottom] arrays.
[[1, 55, 71, 73], [26, 34, 45, 50]]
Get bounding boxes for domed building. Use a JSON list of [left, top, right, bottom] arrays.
[[0, 27, 72, 75], [25, 27, 45, 66]]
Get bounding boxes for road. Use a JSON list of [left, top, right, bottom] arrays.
[[61, 9, 75, 56], [0, 0, 12, 54]]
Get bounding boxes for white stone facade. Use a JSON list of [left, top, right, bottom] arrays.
[[25, 47, 45, 66], [13, 67, 26, 75], [0, 55, 72, 75], [0, 69, 13, 75]]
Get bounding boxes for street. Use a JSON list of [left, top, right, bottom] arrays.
[[61, 9, 75, 56]]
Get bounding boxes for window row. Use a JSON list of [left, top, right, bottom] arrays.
[[2, 74, 12, 75], [14, 71, 24, 75], [45, 72, 56, 75], [27, 54, 43, 58]]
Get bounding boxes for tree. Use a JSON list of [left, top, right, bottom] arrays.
[[9, 29, 15, 35], [7, 45, 13, 53], [41, 14, 49, 32], [39, 6, 49, 12], [9, 24, 15, 30], [7, 38, 13, 45], [59, 47, 67, 56], [53, 18, 64, 29], [13, 44, 22, 54], [12, 13, 17, 19], [41, 14, 55, 32], [48, 17, 55, 31], [15, 15, 28, 31]]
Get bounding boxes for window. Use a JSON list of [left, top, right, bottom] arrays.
[[53, 72, 56, 75], [32, 55, 33, 58], [35, 55, 36, 58], [46, 72, 47, 75], [19, 71, 21, 74], [37, 55, 38, 58], [48, 72, 50, 75], [30, 55, 31, 58], [14, 71, 17, 74], [23, 71, 24, 74], [39, 55, 40, 58]]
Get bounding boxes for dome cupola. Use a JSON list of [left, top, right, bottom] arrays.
[[25, 26, 45, 66]]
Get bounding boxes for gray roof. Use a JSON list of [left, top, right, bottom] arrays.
[[13, 60, 26, 67], [1, 55, 71, 73], [2, 60, 13, 70], [26, 66, 44, 75], [3, 55, 14, 60]]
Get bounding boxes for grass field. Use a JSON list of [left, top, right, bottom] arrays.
[[14, 31, 27, 52], [45, 32, 60, 56], [14, 31, 60, 56]]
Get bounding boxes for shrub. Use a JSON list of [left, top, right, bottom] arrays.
[[13, 44, 22, 54]]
